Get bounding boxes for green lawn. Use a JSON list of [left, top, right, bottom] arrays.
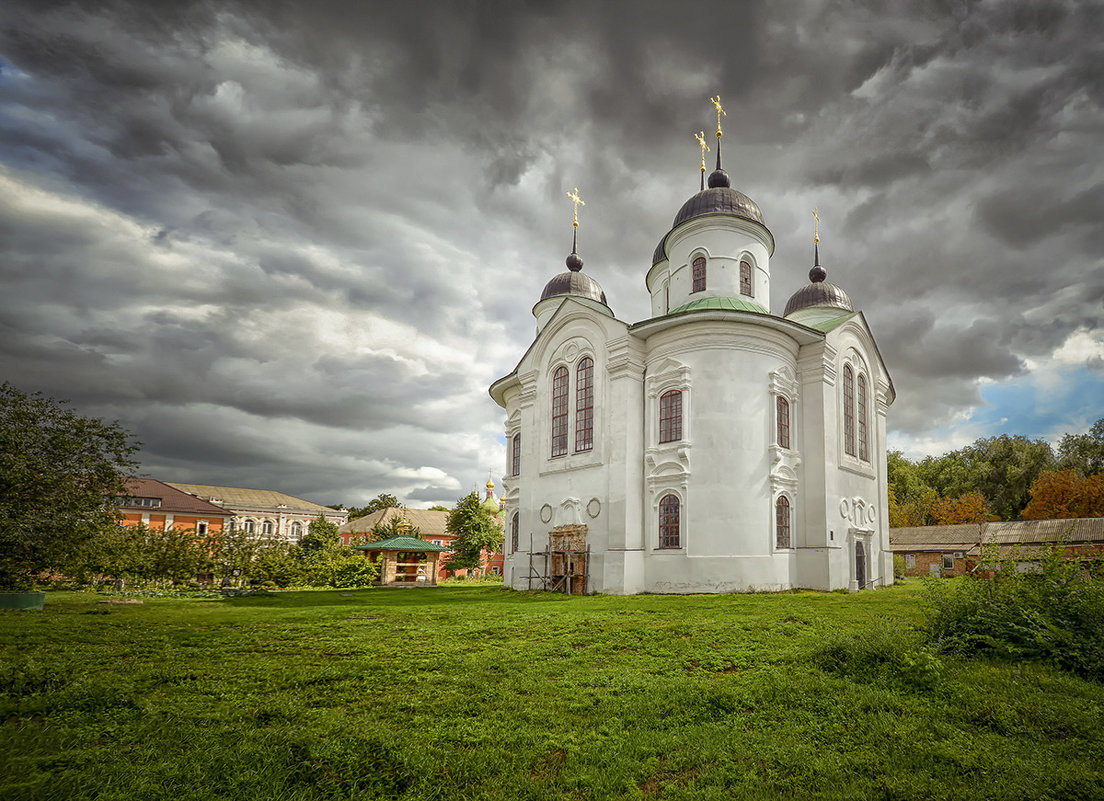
[[2, 583, 1102, 800]]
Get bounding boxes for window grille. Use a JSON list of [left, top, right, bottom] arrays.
[[659, 494, 680, 548], [843, 365, 856, 457], [511, 433, 521, 477], [692, 257, 706, 293], [740, 260, 753, 296], [575, 357, 594, 452], [858, 374, 869, 462], [776, 496, 791, 548], [551, 366, 569, 457], [777, 395, 790, 449], [659, 390, 682, 443]]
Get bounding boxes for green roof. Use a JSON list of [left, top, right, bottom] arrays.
[[353, 536, 447, 552], [805, 311, 859, 332], [668, 296, 768, 316]]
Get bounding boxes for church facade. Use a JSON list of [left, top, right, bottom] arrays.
[[490, 117, 894, 594]]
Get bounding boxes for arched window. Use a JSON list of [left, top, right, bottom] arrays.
[[777, 396, 790, 449], [659, 390, 682, 443], [511, 433, 521, 477], [243, 519, 255, 534], [740, 259, 753, 296], [776, 496, 791, 549], [510, 512, 519, 553], [858, 374, 869, 462], [659, 494, 680, 548], [290, 521, 303, 540], [262, 520, 274, 537], [551, 366, 569, 457], [692, 256, 706, 293], [575, 357, 594, 452], [843, 365, 856, 457]]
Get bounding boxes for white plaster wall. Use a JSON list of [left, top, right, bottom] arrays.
[[650, 217, 773, 316]]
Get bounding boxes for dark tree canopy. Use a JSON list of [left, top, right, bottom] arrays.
[[1058, 418, 1104, 477], [0, 382, 138, 588]]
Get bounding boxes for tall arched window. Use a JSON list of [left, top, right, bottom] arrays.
[[510, 512, 519, 553], [858, 374, 869, 462], [692, 256, 706, 293], [262, 520, 274, 537], [776, 496, 791, 549], [575, 357, 594, 452], [551, 366, 569, 457], [659, 390, 682, 443], [511, 433, 521, 477], [740, 259, 753, 296], [843, 365, 856, 457], [659, 494, 680, 548], [290, 521, 303, 540], [243, 519, 255, 534], [777, 395, 790, 449]]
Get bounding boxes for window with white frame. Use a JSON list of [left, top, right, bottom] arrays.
[[551, 366, 569, 457], [262, 520, 274, 536], [857, 373, 870, 462], [575, 357, 594, 452], [510, 512, 519, 553], [692, 256, 706, 293], [196, 521, 209, 536], [511, 433, 521, 476], [658, 494, 680, 548], [775, 496, 791, 549], [290, 521, 303, 540], [843, 365, 856, 457], [943, 554, 954, 570], [659, 390, 682, 443], [740, 259, 753, 296], [776, 395, 791, 449]]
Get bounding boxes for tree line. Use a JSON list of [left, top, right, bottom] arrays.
[[889, 419, 1104, 526]]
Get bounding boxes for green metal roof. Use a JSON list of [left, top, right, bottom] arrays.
[[668, 296, 768, 316], [805, 311, 859, 332], [353, 535, 447, 552]]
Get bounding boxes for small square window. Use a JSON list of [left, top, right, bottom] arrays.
[[905, 554, 916, 569], [942, 554, 954, 570]]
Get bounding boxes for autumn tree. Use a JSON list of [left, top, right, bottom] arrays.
[[931, 492, 998, 525], [1021, 470, 1104, 520]]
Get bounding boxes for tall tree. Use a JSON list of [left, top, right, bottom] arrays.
[[0, 382, 138, 589], [299, 514, 341, 554], [887, 451, 937, 527], [1021, 470, 1104, 520], [444, 492, 502, 573], [931, 492, 998, 525], [1057, 418, 1104, 477]]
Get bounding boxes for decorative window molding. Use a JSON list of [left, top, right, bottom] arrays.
[[692, 256, 706, 293], [769, 366, 801, 497], [511, 433, 521, 477], [262, 520, 274, 537], [659, 390, 682, 443], [290, 521, 303, 540], [550, 365, 569, 457], [575, 357, 594, 452], [776, 395, 790, 449], [740, 259, 754, 297], [196, 521, 209, 536], [243, 519, 256, 535]]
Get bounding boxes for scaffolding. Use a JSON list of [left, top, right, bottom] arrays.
[[526, 525, 589, 594]]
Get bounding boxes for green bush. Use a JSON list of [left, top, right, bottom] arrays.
[[922, 546, 1104, 681], [810, 616, 943, 690]]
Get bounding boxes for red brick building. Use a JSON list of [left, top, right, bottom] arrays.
[[117, 478, 234, 535]]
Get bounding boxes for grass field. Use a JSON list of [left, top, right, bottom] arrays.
[[2, 583, 1103, 800]]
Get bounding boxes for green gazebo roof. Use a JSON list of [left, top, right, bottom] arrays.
[[353, 536, 447, 552]]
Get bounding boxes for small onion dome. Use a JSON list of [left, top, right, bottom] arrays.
[[480, 495, 501, 517], [539, 251, 609, 305], [653, 181, 766, 267], [783, 263, 853, 316]]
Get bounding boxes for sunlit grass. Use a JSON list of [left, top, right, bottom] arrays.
[[2, 583, 1103, 799]]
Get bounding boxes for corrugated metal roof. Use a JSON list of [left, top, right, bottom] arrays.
[[890, 524, 983, 550], [166, 482, 339, 515], [353, 536, 447, 552], [341, 508, 450, 536], [984, 518, 1104, 544], [891, 518, 1104, 552]]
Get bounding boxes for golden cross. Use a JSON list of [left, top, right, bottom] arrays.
[[710, 95, 726, 138], [694, 131, 710, 172], [812, 207, 820, 243], [567, 187, 585, 228]]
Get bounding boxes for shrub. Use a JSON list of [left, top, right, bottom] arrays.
[[810, 616, 942, 690], [922, 545, 1104, 681]]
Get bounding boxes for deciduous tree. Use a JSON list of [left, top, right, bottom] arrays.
[[444, 492, 502, 573], [931, 492, 998, 525], [1021, 470, 1104, 520], [0, 382, 138, 589]]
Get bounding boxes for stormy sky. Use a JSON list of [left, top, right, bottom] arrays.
[[2, 0, 1102, 508]]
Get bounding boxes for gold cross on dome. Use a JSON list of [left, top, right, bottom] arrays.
[[694, 131, 710, 172], [567, 187, 585, 228], [710, 95, 726, 138], [812, 207, 820, 243]]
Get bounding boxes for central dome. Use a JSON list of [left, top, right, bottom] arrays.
[[672, 185, 764, 229], [539, 270, 608, 304]]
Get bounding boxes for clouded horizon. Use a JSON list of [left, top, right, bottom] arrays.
[[2, 0, 1102, 508]]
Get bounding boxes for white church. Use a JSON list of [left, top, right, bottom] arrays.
[[490, 101, 895, 594]]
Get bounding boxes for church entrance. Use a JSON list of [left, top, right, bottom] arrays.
[[855, 541, 867, 590], [548, 525, 588, 594]]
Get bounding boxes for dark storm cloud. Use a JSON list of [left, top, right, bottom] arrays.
[[0, 0, 1101, 497]]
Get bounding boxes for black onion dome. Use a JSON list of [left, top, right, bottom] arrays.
[[651, 236, 667, 266], [672, 185, 764, 229], [783, 280, 853, 316], [540, 270, 608, 305]]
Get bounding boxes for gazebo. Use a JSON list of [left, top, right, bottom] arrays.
[[354, 535, 447, 587]]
